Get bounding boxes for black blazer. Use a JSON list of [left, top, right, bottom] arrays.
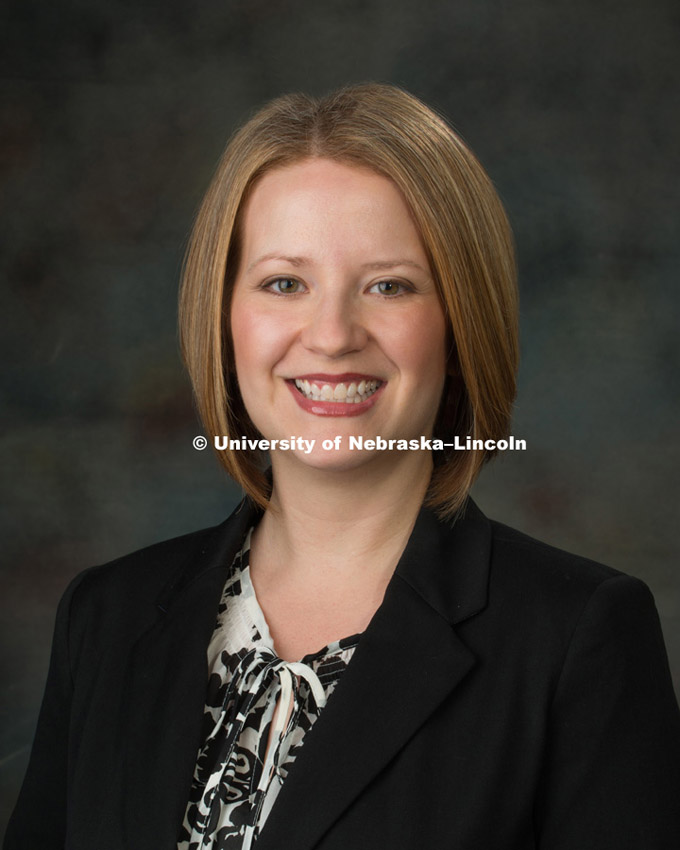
[[6, 498, 680, 849]]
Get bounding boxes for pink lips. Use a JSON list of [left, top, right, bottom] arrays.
[[286, 373, 385, 417]]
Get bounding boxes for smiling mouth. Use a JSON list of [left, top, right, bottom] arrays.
[[293, 378, 383, 404]]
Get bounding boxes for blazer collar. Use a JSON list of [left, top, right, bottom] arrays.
[[394, 496, 491, 625], [119, 496, 491, 849], [155, 496, 260, 612]]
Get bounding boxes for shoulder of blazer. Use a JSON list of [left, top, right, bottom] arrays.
[[486, 517, 636, 618], [489, 518, 622, 583], [392, 498, 634, 629], [61, 497, 262, 659], [71, 498, 260, 596], [445, 514, 664, 689]]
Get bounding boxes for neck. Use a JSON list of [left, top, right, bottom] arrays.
[[252, 451, 433, 583]]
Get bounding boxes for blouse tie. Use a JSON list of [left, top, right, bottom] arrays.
[[231, 647, 328, 786], [193, 646, 328, 849]]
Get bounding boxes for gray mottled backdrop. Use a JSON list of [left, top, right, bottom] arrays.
[[1, 0, 678, 836]]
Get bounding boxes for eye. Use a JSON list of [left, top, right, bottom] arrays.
[[265, 277, 306, 295], [369, 279, 409, 297]]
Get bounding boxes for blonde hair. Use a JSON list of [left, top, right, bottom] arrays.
[[179, 83, 519, 518]]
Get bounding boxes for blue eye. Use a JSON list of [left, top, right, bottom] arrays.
[[266, 278, 304, 294], [370, 280, 407, 296]]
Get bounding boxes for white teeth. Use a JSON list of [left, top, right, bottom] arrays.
[[293, 378, 382, 403]]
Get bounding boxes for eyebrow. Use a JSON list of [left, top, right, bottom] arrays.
[[246, 254, 308, 273], [246, 254, 428, 275], [362, 259, 428, 274]]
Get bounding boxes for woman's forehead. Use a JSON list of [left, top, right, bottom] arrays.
[[238, 158, 431, 272]]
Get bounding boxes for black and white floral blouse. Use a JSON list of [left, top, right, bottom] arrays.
[[177, 529, 360, 850]]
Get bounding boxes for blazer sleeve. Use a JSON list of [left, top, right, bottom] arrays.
[[535, 573, 680, 849], [3, 572, 86, 850]]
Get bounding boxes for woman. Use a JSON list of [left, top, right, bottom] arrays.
[[6, 84, 680, 850]]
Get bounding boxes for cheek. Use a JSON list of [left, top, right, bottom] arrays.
[[230, 302, 264, 396], [230, 301, 295, 381], [394, 308, 448, 376], [230, 307, 256, 374]]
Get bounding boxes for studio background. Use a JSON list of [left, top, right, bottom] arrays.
[[1, 0, 678, 837]]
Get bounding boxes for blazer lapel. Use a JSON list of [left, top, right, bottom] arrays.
[[118, 499, 261, 847], [256, 500, 492, 850]]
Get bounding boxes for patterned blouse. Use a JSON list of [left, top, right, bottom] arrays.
[[177, 529, 360, 850]]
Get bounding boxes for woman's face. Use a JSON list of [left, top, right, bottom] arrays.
[[230, 157, 448, 472]]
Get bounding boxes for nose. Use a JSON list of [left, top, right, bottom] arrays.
[[299, 288, 368, 358]]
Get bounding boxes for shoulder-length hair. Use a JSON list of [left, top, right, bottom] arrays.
[[179, 83, 519, 519]]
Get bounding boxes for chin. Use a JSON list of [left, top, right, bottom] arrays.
[[284, 447, 384, 475]]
